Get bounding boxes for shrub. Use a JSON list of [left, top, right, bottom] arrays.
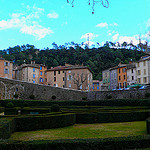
[[29, 95, 35, 99], [51, 104, 60, 112], [106, 95, 112, 99], [5, 102, 14, 108], [52, 95, 56, 100], [145, 93, 150, 98], [82, 97, 87, 100], [14, 94, 18, 98]]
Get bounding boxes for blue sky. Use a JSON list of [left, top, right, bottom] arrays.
[[0, 0, 150, 50]]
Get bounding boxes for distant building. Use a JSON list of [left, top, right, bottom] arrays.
[[109, 66, 118, 90], [102, 69, 110, 91], [0, 58, 13, 79], [46, 64, 93, 91], [117, 63, 127, 89], [127, 62, 137, 86], [93, 80, 101, 91], [136, 55, 150, 84], [13, 61, 47, 84]]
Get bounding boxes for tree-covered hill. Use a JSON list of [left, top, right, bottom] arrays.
[[0, 44, 145, 80]]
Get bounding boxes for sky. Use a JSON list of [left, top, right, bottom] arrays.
[[0, 0, 150, 50]]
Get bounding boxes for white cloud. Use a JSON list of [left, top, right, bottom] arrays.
[[83, 41, 94, 46], [20, 25, 53, 40], [81, 33, 98, 40], [47, 12, 59, 19], [0, 6, 53, 40], [96, 22, 108, 28], [96, 22, 118, 28], [112, 33, 119, 41]]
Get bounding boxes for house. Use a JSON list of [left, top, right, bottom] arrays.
[[127, 62, 137, 86], [93, 80, 101, 91], [136, 55, 150, 84], [13, 61, 47, 84], [46, 64, 93, 91], [117, 63, 127, 89], [0, 57, 13, 79], [102, 69, 110, 91], [109, 66, 118, 90]]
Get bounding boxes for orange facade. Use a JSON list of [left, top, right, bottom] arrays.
[[39, 65, 47, 84], [117, 66, 127, 88]]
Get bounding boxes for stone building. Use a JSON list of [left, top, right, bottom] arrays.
[[136, 55, 150, 84], [109, 66, 118, 90], [102, 69, 110, 91], [127, 62, 137, 86], [13, 61, 47, 84], [46, 64, 93, 91], [0, 58, 13, 79]]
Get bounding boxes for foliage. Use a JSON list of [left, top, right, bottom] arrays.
[[14, 94, 18, 98], [0, 43, 145, 80], [145, 92, 150, 98], [5, 102, 14, 108], [51, 95, 56, 100], [106, 95, 112, 99], [51, 104, 60, 112], [29, 95, 35, 99]]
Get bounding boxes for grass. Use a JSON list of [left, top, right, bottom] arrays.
[[9, 121, 146, 141]]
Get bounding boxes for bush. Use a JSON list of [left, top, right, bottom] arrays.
[[29, 95, 35, 99], [14, 94, 18, 98], [51, 104, 60, 112], [82, 97, 87, 100], [145, 93, 150, 98], [52, 95, 56, 100], [5, 102, 14, 108], [106, 95, 112, 99]]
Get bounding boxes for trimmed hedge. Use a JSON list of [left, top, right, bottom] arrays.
[[1, 135, 150, 149], [15, 113, 76, 132], [76, 111, 149, 124], [0, 118, 15, 139], [146, 117, 150, 134], [2, 99, 150, 108]]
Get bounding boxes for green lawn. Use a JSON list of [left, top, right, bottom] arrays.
[[9, 121, 146, 141]]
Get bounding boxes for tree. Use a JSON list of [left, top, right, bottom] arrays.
[[72, 73, 88, 90]]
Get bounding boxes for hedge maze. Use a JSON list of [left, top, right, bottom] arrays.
[[1, 99, 150, 149]]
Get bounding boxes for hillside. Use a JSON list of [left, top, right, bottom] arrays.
[[0, 44, 145, 80]]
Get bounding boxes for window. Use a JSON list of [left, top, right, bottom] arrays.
[[63, 77, 65, 81], [68, 70, 71, 73], [4, 69, 9, 74], [58, 71, 60, 74], [144, 69, 146, 75], [144, 61, 146, 66], [33, 68, 35, 72], [80, 85, 82, 89], [132, 76, 134, 80], [124, 75, 126, 80], [40, 78, 43, 82], [123, 82, 126, 88], [40, 72, 42, 76], [137, 62, 140, 67], [45, 78, 47, 82], [54, 77, 56, 82], [137, 70, 141, 75], [119, 76, 121, 80], [93, 83, 95, 90], [54, 71, 56, 76], [69, 75, 72, 80], [143, 77, 147, 83], [123, 68, 126, 73], [63, 85, 65, 88], [138, 78, 141, 83], [119, 69, 120, 73], [40, 66, 42, 70], [33, 74, 35, 78], [33, 81, 35, 83], [63, 71, 64, 73], [119, 83, 121, 88], [4, 62, 9, 66], [69, 84, 71, 88], [132, 69, 134, 73], [54, 84, 56, 86], [97, 83, 99, 90]]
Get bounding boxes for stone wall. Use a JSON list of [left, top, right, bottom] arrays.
[[87, 89, 150, 100], [1, 77, 150, 101], [0, 77, 87, 101]]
